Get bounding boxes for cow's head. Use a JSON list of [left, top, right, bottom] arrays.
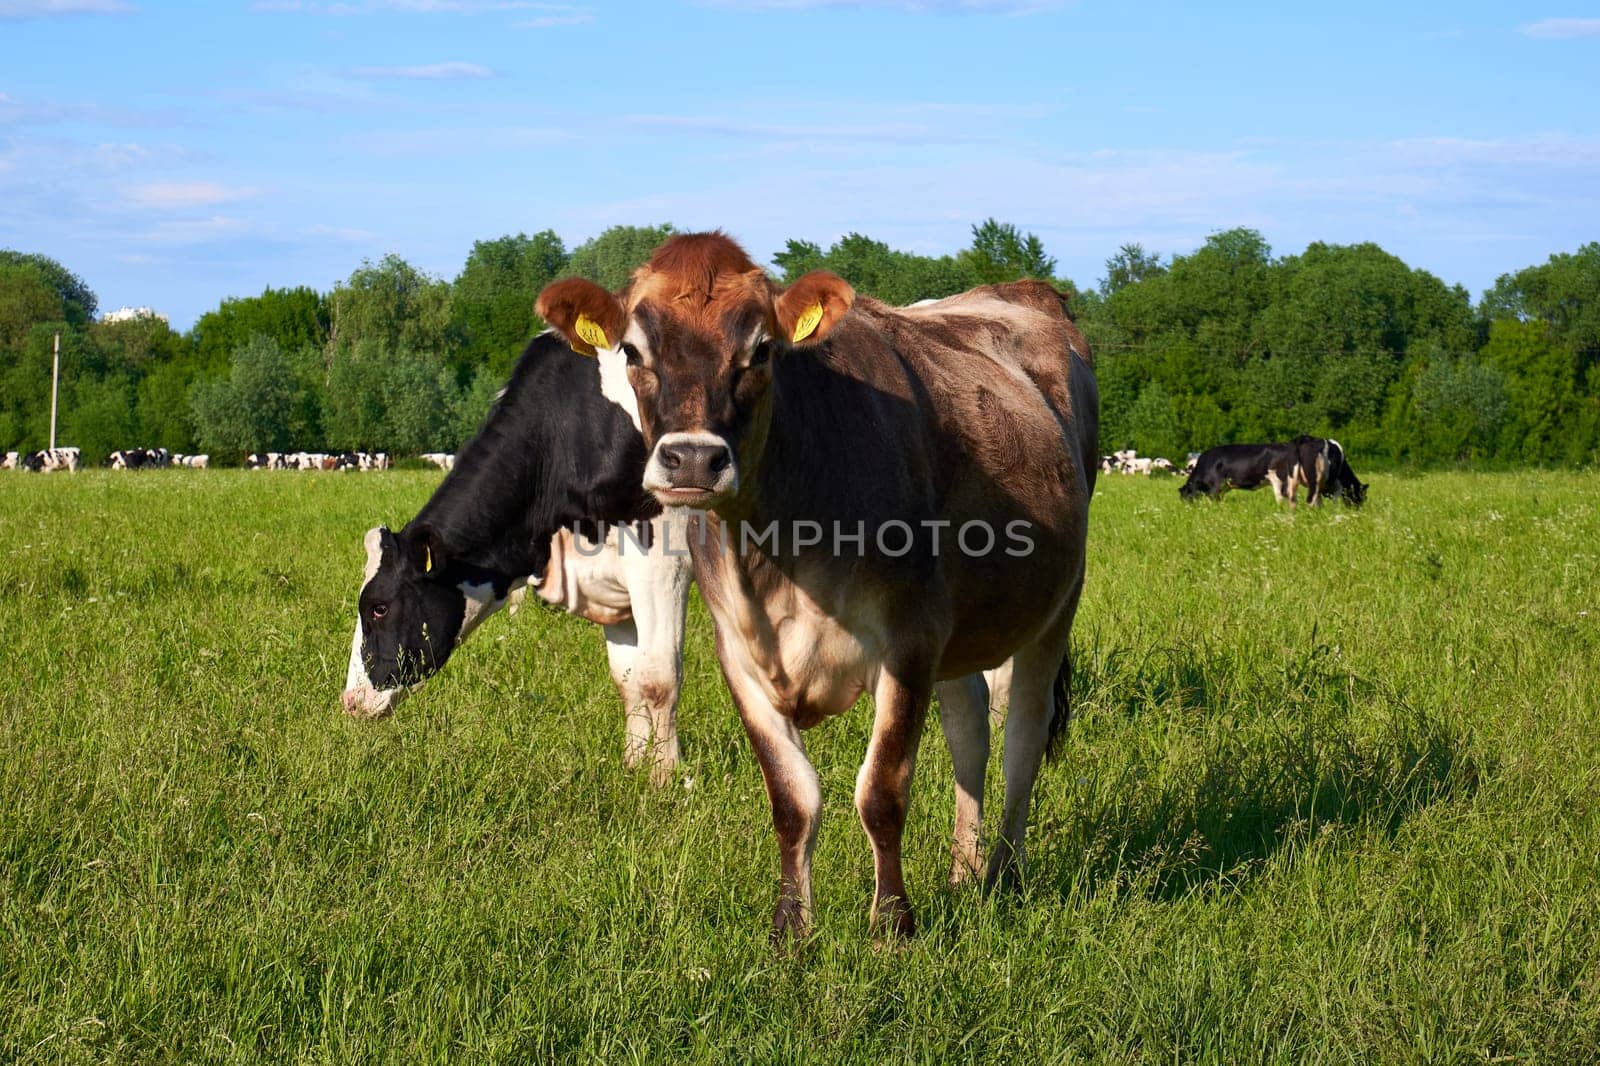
[[1337, 468, 1368, 507], [537, 233, 853, 512], [341, 525, 504, 718]]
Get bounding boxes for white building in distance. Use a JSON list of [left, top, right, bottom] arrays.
[[101, 306, 169, 324]]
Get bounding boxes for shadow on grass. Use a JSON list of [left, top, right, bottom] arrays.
[[1028, 639, 1486, 905]]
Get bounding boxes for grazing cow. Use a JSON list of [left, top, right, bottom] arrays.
[[420, 452, 455, 472], [1178, 443, 1300, 503], [1289, 435, 1367, 507], [341, 332, 695, 784], [21, 447, 80, 473], [172, 453, 210, 469], [538, 233, 1098, 940]]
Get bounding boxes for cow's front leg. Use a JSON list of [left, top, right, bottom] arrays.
[[626, 534, 692, 785], [602, 621, 650, 770], [733, 686, 821, 946], [858, 667, 931, 938]]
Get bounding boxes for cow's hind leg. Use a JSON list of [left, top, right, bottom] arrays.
[[858, 665, 933, 938], [987, 567, 1082, 893], [935, 673, 989, 887]]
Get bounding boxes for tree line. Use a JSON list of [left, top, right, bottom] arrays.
[[1, 226, 1596, 467]]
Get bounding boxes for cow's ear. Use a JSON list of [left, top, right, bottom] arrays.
[[362, 527, 385, 581], [537, 278, 626, 357], [393, 526, 446, 578], [774, 271, 854, 347]]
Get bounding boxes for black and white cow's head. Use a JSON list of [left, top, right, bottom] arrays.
[[341, 525, 513, 718]]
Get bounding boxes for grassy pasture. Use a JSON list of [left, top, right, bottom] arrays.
[[1, 468, 1598, 1063]]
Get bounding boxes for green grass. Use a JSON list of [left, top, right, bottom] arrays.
[[2, 469, 1598, 1063]]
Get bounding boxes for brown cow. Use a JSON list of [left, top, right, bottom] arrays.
[[538, 233, 1098, 941]]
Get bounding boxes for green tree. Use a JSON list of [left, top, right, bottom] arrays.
[[191, 287, 329, 376], [0, 262, 64, 350], [189, 335, 306, 461], [449, 231, 569, 380], [328, 255, 450, 356], [1411, 355, 1508, 461], [0, 250, 96, 324], [961, 218, 1057, 284], [566, 224, 676, 292], [1100, 243, 1167, 297], [1483, 242, 1600, 356]]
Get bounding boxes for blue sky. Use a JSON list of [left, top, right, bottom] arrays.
[[2, 0, 1597, 328]]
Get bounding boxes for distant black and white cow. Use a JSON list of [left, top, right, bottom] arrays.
[[172, 453, 210, 469], [1290, 435, 1367, 507], [1180, 439, 1367, 507], [245, 452, 286, 469], [21, 447, 80, 473], [1179, 442, 1300, 504], [3, 451, 19, 470], [107, 448, 168, 469], [341, 332, 695, 784], [419, 452, 455, 472]]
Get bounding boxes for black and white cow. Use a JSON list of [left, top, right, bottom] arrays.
[[419, 452, 455, 472], [1290, 435, 1367, 507], [341, 332, 696, 784], [1178, 442, 1300, 504], [1180, 439, 1367, 507], [20, 447, 80, 473]]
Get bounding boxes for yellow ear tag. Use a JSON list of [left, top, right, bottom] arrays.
[[791, 302, 824, 343], [424, 544, 433, 573], [574, 314, 609, 352]]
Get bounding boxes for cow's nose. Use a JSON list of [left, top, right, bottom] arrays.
[[658, 440, 731, 487], [341, 689, 361, 715]]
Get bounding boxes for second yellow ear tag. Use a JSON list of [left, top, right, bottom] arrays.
[[574, 314, 609, 351], [791, 302, 824, 343]]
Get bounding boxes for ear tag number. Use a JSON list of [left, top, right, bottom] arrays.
[[575, 314, 609, 351], [791, 303, 824, 343]]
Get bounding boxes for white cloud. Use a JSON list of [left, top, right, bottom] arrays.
[[353, 61, 493, 78], [126, 181, 258, 208], [0, 0, 134, 18], [1519, 17, 1600, 38]]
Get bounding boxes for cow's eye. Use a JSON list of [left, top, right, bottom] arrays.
[[370, 603, 388, 620], [621, 342, 643, 366], [748, 339, 774, 368]]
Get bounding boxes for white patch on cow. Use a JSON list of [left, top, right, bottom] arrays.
[[596, 344, 642, 432], [361, 527, 384, 583], [456, 577, 509, 641]]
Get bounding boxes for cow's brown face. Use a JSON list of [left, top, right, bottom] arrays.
[[537, 235, 854, 514], [623, 295, 776, 510]]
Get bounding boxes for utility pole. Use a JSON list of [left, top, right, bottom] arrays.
[[49, 331, 60, 451]]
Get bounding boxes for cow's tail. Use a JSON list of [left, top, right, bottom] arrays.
[[1046, 653, 1073, 762]]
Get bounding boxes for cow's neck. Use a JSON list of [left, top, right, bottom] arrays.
[[404, 333, 658, 585]]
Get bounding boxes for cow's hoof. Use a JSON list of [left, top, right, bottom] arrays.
[[770, 897, 811, 954], [648, 760, 676, 788], [869, 895, 916, 941]]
